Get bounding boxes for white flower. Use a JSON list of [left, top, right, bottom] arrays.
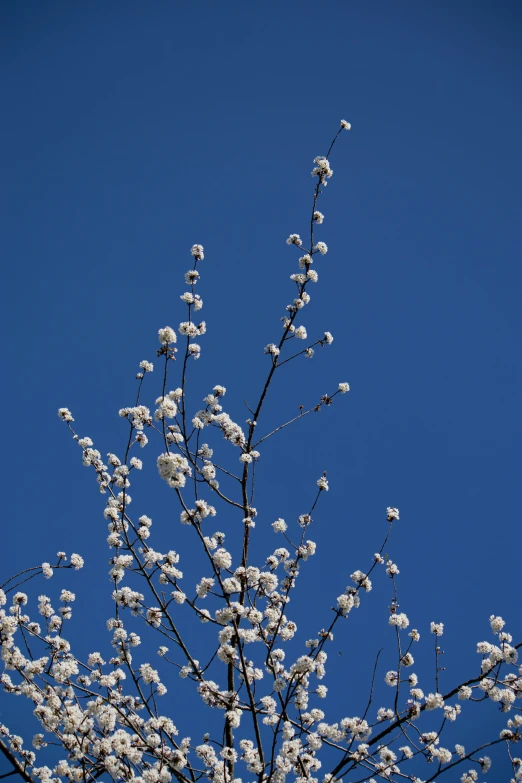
[[70, 554, 84, 569], [432, 747, 452, 764], [41, 563, 53, 579], [139, 360, 154, 372], [311, 156, 333, 180], [119, 404, 151, 430], [213, 548, 232, 570], [340, 119, 351, 130], [158, 326, 177, 344], [32, 735, 46, 750], [386, 559, 399, 575], [272, 518, 287, 533], [190, 293, 206, 309], [157, 453, 191, 489], [191, 244, 204, 260], [313, 211, 324, 224], [430, 622, 444, 636], [286, 234, 303, 247], [212, 413, 245, 447], [338, 382, 350, 393], [386, 507, 400, 521], [294, 325, 307, 340], [314, 242, 328, 255], [220, 747, 238, 762], [58, 408, 74, 422], [385, 670, 398, 686], [185, 270, 200, 287], [317, 476, 329, 491], [179, 320, 204, 337], [264, 343, 280, 357], [425, 692, 444, 710], [489, 615, 505, 634], [324, 331, 334, 344], [140, 662, 160, 684], [389, 612, 409, 629], [420, 731, 439, 744], [222, 577, 241, 594], [351, 570, 371, 591], [479, 756, 491, 773], [444, 704, 461, 721], [337, 593, 355, 615]]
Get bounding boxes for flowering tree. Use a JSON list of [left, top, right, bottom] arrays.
[[1, 121, 521, 783]]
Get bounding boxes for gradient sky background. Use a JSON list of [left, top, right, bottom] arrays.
[[1, 0, 521, 777]]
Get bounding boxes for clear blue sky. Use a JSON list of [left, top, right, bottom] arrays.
[[1, 0, 521, 775]]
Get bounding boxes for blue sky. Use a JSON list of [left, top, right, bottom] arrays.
[[1, 0, 521, 775]]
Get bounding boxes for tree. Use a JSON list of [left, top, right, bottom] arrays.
[[1, 121, 520, 783]]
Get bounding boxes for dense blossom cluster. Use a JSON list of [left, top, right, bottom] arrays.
[[1, 120, 520, 783]]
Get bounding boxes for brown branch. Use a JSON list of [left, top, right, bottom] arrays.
[[0, 739, 36, 783]]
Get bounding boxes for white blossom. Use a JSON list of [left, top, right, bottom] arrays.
[[425, 692, 445, 710], [191, 244, 204, 260], [312, 156, 333, 180], [70, 554, 84, 569], [265, 343, 280, 357], [158, 326, 177, 344], [389, 612, 409, 629]]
